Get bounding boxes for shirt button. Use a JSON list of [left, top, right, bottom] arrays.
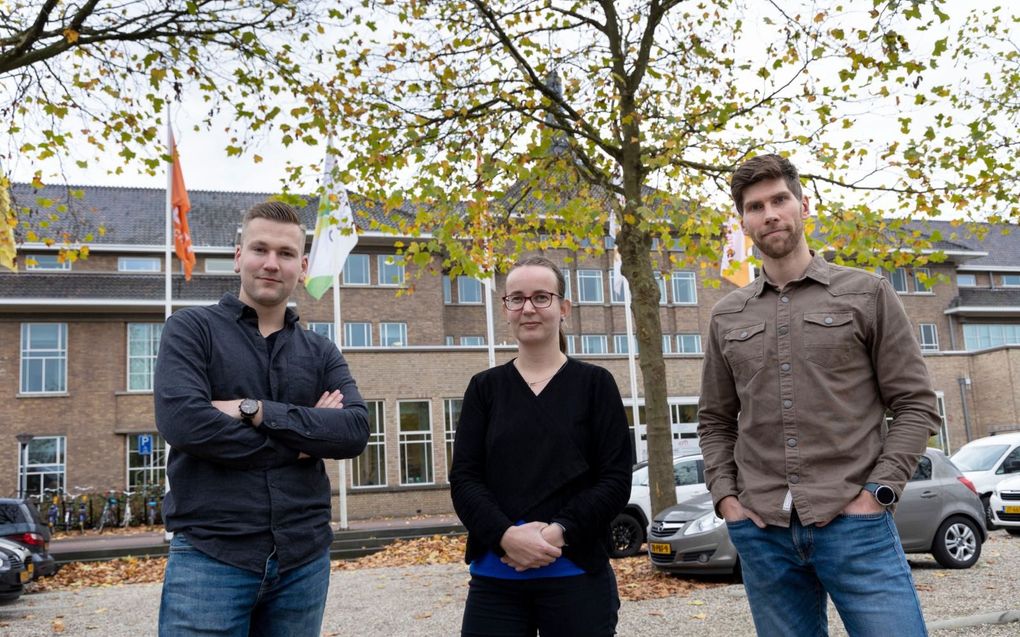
[[740, 331, 748, 338], [789, 474, 800, 484], [781, 363, 791, 372], [824, 316, 833, 324], [778, 325, 788, 335], [787, 438, 797, 447], [781, 296, 790, 303], [783, 399, 793, 408]]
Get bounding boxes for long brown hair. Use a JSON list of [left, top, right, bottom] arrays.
[[507, 256, 568, 353]]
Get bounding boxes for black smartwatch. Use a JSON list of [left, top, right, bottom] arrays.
[[239, 398, 261, 422], [863, 482, 897, 506]]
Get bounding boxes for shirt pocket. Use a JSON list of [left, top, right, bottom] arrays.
[[723, 322, 766, 384], [802, 311, 855, 368]]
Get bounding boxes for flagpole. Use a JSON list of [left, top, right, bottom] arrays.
[[164, 122, 173, 320], [484, 277, 497, 368], [333, 273, 350, 530]]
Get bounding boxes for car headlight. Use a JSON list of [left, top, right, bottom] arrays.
[[683, 511, 725, 536], [0, 553, 8, 571]]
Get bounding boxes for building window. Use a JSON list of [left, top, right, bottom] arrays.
[[344, 254, 370, 285], [566, 335, 576, 354], [345, 322, 373, 347], [913, 268, 931, 293], [308, 322, 335, 343], [378, 255, 405, 286], [957, 273, 977, 287], [457, 277, 483, 304], [653, 272, 667, 304], [671, 271, 697, 304], [1003, 274, 1020, 287], [614, 334, 636, 354], [444, 399, 462, 479], [354, 401, 386, 487], [889, 268, 908, 293], [445, 336, 455, 346], [20, 323, 67, 394], [26, 254, 70, 270], [118, 257, 161, 272], [677, 333, 702, 353], [126, 433, 167, 490], [581, 334, 608, 354], [962, 324, 1020, 350], [18, 436, 66, 499], [127, 323, 163, 391], [609, 270, 627, 304], [380, 322, 407, 347], [562, 268, 572, 301], [661, 335, 673, 354], [460, 336, 485, 346], [442, 276, 452, 304], [204, 258, 235, 273], [576, 270, 604, 304], [918, 324, 939, 352], [932, 394, 950, 454], [399, 401, 434, 485]]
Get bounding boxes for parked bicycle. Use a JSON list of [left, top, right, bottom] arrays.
[[95, 491, 120, 533], [120, 490, 136, 528], [145, 489, 161, 528]]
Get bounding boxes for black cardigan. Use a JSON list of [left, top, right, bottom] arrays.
[[449, 358, 632, 573]]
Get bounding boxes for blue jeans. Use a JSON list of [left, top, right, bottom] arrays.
[[158, 533, 330, 637], [727, 511, 927, 637], [461, 567, 620, 636]]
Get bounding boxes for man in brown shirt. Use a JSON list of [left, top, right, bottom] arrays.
[[698, 154, 939, 636]]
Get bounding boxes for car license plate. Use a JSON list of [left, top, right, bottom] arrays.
[[19, 566, 31, 583], [1005, 505, 1020, 514], [650, 542, 672, 555]]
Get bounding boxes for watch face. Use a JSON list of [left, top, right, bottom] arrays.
[[874, 485, 896, 506], [239, 399, 259, 418]]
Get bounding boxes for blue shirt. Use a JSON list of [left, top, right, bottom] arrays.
[[154, 293, 369, 573]]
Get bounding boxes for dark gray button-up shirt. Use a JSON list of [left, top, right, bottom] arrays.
[[698, 254, 939, 527], [155, 293, 369, 572]]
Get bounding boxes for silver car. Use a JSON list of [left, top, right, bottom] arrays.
[[648, 448, 987, 575]]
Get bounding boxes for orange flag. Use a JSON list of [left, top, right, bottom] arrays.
[[170, 130, 195, 281]]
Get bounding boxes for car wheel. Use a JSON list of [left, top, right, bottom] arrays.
[[931, 516, 982, 569], [609, 513, 644, 558]]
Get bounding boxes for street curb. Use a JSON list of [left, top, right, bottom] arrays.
[[928, 609, 1020, 630]]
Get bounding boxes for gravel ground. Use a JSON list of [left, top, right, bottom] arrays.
[[1, 530, 1017, 636]]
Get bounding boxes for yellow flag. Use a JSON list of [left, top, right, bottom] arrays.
[[0, 173, 17, 272]]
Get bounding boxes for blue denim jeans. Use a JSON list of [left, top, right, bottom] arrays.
[[158, 533, 330, 637], [726, 510, 927, 637]]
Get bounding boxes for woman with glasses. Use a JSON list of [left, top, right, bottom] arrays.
[[450, 256, 632, 636]]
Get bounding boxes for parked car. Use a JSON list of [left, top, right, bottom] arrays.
[[0, 498, 58, 578], [610, 452, 707, 558], [648, 448, 987, 576], [0, 539, 33, 604], [989, 473, 1020, 536], [950, 432, 1020, 528]]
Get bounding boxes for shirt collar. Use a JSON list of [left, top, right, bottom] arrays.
[[753, 251, 830, 296], [218, 292, 300, 325]]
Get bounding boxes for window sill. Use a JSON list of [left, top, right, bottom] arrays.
[[17, 392, 69, 398]]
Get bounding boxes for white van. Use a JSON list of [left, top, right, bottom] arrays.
[[950, 431, 1020, 527]]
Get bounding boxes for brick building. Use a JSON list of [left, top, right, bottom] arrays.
[[2, 184, 1018, 519]]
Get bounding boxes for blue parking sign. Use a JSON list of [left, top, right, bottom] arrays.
[[138, 434, 153, 456]]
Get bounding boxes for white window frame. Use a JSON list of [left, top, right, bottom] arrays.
[[380, 322, 407, 347], [20, 322, 68, 394], [127, 323, 163, 392], [609, 270, 627, 304], [308, 322, 335, 343], [581, 334, 608, 354], [677, 333, 702, 353], [671, 271, 697, 305], [889, 267, 908, 293], [125, 433, 167, 490], [653, 271, 667, 305], [377, 255, 405, 286], [18, 436, 67, 499], [118, 257, 161, 272], [442, 276, 452, 304], [913, 268, 932, 294], [613, 334, 636, 354], [444, 398, 462, 480], [956, 273, 977, 288], [26, 254, 70, 271], [398, 400, 434, 485], [344, 254, 371, 285], [918, 324, 939, 352], [562, 268, 572, 301], [1003, 274, 1020, 287], [661, 334, 673, 354], [457, 277, 483, 304], [576, 269, 604, 304], [344, 322, 373, 348], [566, 335, 577, 354], [353, 401, 387, 488], [204, 258, 236, 273], [962, 323, 1020, 350], [460, 336, 485, 346]]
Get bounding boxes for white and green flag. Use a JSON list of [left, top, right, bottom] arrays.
[[305, 146, 358, 300]]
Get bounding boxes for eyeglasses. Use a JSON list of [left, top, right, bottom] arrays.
[[502, 292, 561, 311]]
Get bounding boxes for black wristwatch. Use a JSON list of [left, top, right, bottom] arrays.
[[863, 482, 897, 506], [239, 398, 261, 422]]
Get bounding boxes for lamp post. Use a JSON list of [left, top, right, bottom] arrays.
[[15, 433, 34, 499]]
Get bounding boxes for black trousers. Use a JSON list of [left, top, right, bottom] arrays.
[[461, 568, 620, 637]]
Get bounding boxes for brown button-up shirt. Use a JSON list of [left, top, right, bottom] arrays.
[[697, 254, 940, 527]]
